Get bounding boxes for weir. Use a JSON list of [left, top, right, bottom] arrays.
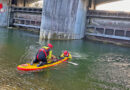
[[8, 0, 43, 32], [9, 6, 42, 29], [86, 10, 130, 41], [85, 0, 130, 45], [0, 0, 130, 44]]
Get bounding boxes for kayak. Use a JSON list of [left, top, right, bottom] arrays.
[[17, 57, 68, 71]]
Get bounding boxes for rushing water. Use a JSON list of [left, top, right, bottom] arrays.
[[0, 27, 130, 90]]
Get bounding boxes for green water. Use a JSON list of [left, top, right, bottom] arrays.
[[0, 27, 130, 90]]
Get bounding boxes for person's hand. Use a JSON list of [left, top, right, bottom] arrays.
[[51, 57, 54, 59], [37, 64, 40, 67], [30, 62, 33, 65]]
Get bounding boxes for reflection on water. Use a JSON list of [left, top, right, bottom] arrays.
[[0, 27, 130, 90]]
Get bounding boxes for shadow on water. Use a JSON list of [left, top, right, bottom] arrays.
[[0, 27, 130, 89]]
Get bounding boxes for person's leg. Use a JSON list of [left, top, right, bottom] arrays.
[[33, 59, 39, 63], [37, 61, 47, 67], [31, 57, 39, 65], [37, 57, 47, 67], [31, 52, 40, 65]]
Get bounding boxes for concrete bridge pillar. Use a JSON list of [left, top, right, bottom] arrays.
[[0, 0, 9, 27], [40, 0, 89, 40], [89, 0, 96, 10]]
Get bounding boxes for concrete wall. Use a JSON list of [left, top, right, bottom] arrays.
[[17, 0, 24, 7], [86, 10, 130, 46], [17, 0, 43, 8], [89, 0, 96, 10], [0, 0, 9, 27], [91, 18, 130, 29], [25, 0, 43, 8], [74, 0, 88, 39], [95, 0, 119, 6], [13, 13, 41, 27], [40, 0, 89, 40], [14, 13, 42, 21], [88, 10, 130, 30]]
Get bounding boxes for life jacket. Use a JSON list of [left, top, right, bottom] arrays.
[[37, 47, 50, 60]]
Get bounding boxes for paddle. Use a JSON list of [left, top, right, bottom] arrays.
[[52, 57, 78, 66], [67, 55, 80, 66], [68, 61, 78, 66]]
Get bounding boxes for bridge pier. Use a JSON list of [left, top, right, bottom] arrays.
[[40, 0, 89, 40], [0, 0, 9, 27]]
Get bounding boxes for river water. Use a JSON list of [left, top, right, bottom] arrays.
[[0, 27, 130, 90]]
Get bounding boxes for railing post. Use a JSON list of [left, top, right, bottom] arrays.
[[124, 30, 127, 37], [113, 29, 115, 36], [103, 27, 105, 35]]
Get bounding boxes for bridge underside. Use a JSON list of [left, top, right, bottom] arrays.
[[95, 0, 120, 6], [89, 0, 120, 10]]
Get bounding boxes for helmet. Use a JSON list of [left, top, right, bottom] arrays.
[[48, 43, 53, 48], [64, 50, 68, 55], [0, 3, 3, 9]]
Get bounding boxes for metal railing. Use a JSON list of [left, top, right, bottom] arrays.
[[87, 10, 130, 20], [11, 6, 42, 14], [13, 18, 41, 29]]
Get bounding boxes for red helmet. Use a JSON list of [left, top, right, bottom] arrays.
[[48, 43, 53, 48], [64, 50, 68, 55], [0, 3, 3, 9]]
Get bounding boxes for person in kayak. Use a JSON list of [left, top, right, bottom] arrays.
[[60, 50, 72, 60], [31, 43, 53, 67]]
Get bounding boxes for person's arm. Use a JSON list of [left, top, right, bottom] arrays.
[[48, 50, 52, 59], [68, 54, 72, 59], [60, 53, 64, 58]]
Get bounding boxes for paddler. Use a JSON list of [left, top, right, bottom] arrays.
[[31, 43, 53, 67], [60, 50, 72, 60]]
